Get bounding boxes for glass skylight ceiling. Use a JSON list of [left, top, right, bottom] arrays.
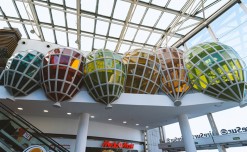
[[0, 0, 242, 55]]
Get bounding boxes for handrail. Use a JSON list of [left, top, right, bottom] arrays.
[[0, 111, 57, 151], [0, 101, 69, 152]]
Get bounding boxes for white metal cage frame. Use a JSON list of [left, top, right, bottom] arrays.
[[41, 48, 85, 106], [84, 49, 126, 108], [123, 49, 161, 94], [4, 50, 44, 96], [185, 42, 246, 102], [157, 47, 190, 106]]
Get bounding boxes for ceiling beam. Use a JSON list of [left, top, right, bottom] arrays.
[[26, 0, 45, 41], [155, 0, 196, 48], [172, 0, 238, 48], [115, 0, 138, 52], [76, 0, 81, 50], [122, 0, 204, 21]]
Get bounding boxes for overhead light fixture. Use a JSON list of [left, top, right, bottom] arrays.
[[123, 121, 127, 124], [67, 112, 71, 115], [146, 126, 149, 129], [90, 115, 95, 118], [17, 107, 23, 110], [43, 110, 48, 113], [108, 118, 112, 121], [136, 124, 139, 126]]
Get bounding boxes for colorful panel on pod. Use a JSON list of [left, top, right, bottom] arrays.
[[185, 42, 246, 103], [4, 50, 44, 96], [123, 49, 161, 94], [84, 49, 126, 108], [157, 47, 190, 106], [41, 48, 85, 107]]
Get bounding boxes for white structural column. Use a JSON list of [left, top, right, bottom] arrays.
[[75, 113, 90, 152], [178, 114, 197, 152], [207, 113, 227, 152]]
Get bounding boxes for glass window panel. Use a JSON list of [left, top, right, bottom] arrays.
[[186, 28, 212, 48], [65, 0, 76, 8], [50, 0, 63, 4], [106, 40, 117, 51], [81, 0, 96, 12], [109, 23, 123, 38], [142, 8, 161, 27], [96, 20, 109, 35], [151, 0, 168, 7], [131, 5, 146, 24], [176, 25, 197, 35], [134, 30, 150, 43], [211, 5, 247, 63], [119, 43, 130, 54], [81, 16, 95, 33], [68, 33, 77, 48], [113, 0, 131, 21], [98, 0, 114, 16], [130, 45, 143, 50], [0, 21, 8, 29], [211, 4, 247, 39], [55, 30, 67, 46], [185, 0, 201, 14], [176, 19, 199, 35], [167, 0, 187, 11], [10, 22, 27, 38], [25, 25, 40, 40], [197, 0, 230, 18], [94, 39, 105, 49], [36, 6, 51, 23], [16, 2, 29, 19], [52, 9, 65, 26], [156, 12, 176, 30], [81, 36, 93, 51], [0, 1, 18, 17], [162, 36, 179, 47], [67, 13, 77, 29], [42, 27, 55, 43], [124, 27, 137, 41], [147, 32, 161, 45]]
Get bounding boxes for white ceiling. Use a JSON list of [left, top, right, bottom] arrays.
[[0, 86, 239, 130]]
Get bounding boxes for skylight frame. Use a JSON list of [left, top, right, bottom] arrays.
[[0, 0, 238, 54]]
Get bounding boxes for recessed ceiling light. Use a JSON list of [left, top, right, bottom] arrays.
[[108, 118, 112, 121], [67, 112, 71, 115], [123, 121, 127, 124], [146, 126, 149, 128], [17, 107, 23, 110], [136, 124, 139, 126], [44, 110, 48, 113], [90, 115, 95, 118]]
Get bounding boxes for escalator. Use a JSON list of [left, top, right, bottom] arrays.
[[0, 101, 69, 152]]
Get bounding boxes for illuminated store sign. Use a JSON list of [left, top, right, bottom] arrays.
[[167, 126, 247, 143], [102, 140, 134, 149], [220, 127, 247, 135]]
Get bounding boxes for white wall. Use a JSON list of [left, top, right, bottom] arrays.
[[21, 114, 143, 142]]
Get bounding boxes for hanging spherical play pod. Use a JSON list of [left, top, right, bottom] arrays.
[[185, 42, 247, 107], [122, 49, 161, 94], [4, 50, 44, 96], [157, 47, 190, 106], [84, 49, 126, 108], [41, 48, 85, 107]]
